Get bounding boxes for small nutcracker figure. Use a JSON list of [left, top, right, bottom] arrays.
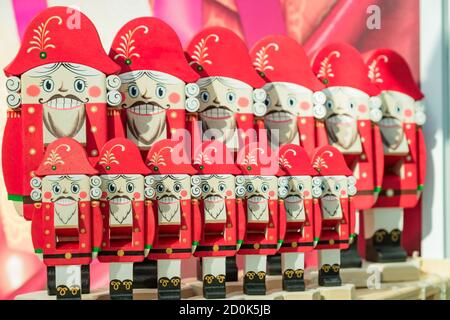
[[3, 6, 121, 221], [311, 43, 385, 268], [277, 144, 322, 291], [96, 138, 152, 299], [311, 146, 357, 286], [30, 138, 102, 299], [363, 49, 426, 262], [144, 139, 196, 300], [235, 142, 283, 295], [190, 140, 242, 299]]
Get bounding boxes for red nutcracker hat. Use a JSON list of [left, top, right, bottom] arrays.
[[192, 140, 241, 175], [311, 146, 352, 176], [186, 27, 265, 88], [109, 17, 199, 83], [311, 43, 380, 96], [4, 6, 119, 76], [277, 144, 318, 177], [250, 35, 324, 92], [36, 138, 97, 176], [236, 142, 278, 176], [96, 138, 150, 175], [364, 49, 424, 101], [146, 139, 196, 174]]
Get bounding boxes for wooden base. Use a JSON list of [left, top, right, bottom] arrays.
[[315, 284, 356, 300], [369, 258, 420, 282], [307, 267, 370, 288]]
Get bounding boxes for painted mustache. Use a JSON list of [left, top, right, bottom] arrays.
[[204, 194, 223, 204], [109, 195, 132, 205], [54, 196, 77, 206], [158, 195, 179, 204], [265, 110, 295, 123], [40, 94, 88, 109], [126, 100, 167, 116], [200, 106, 233, 120]]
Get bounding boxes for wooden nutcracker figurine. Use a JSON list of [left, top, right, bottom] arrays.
[[144, 139, 196, 300], [108, 17, 200, 148], [363, 49, 426, 262], [30, 138, 102, 299], [96, 138, 152, 299], [311, 43, 385, 268], [190, 140, 242, 299], [235, 142, 283, 295], [3, 6, 121, 222], [186, 26, 267, 280], [277, 144, 322, 291], [311, 146, 357, 286]]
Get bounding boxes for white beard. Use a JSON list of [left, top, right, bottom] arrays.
[[127, 111, 166, 146], [247, 196, 269, 222], [54, 198, 78, 226], [321, 195, 342, 219], [326, 114, 358, 150], [264, 111, 297, 146], [43, 105, 86, 138], [204, 195, 226, 222], [379, 117, 405, 150], [284, 195, 305, 222], [109, 197, 133, 225], [200, 113, 236, 145], [157, 196, 181, 224]]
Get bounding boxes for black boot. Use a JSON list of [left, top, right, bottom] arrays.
[[341, 235, 363, 268], [365, 229, 407, 263], [318, 264, 342, 287], [203, 274, 226, 299], [267, 254, 282, 275], [243, 271, 266, 295], [158, 277, 181, 300], [282, 269, 305, 292], [110, 279, 133, 300], [226, 256, 238, 282], [56, 285, 81, 300], [47, 267, 56, 295], [81, 264, 90, 294], [133, 260, 157, 288]]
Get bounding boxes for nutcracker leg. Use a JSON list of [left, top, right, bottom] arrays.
[[318, 249, 342, 287], [267, 253, 282, 275], [364, 208, 407, 262], [341, 211, 363, 268], [281, 252, 305, 292], [55, 265, 82, 300], [47, 266, 56, 296], [243, 255, 267, 295], [202, 257, 226, 299], [81, 264, 90, 294], [225, 256, 239, 281], [157, 259, 181, 300], [109, 263, 134, 300], [133, 260, 157, 288]]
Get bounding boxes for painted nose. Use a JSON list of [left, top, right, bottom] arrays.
[[142, 90, 152, 100], [213, 97, 220, 104], [58, 83, 68, 93]]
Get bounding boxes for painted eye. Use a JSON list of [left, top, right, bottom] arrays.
[[52, 184, 61, 194], [42, 79, 54, 92], [298, 183, 304, 191], [349, 101, 355, 109], [107, 182, 117, 193], [156, 184, 164, 193], [334, 184, 340, 192], [287, 97, 297, 107], [200, 91, 210, 103], [246, 184, 254, 193], [261, 183, 269, 193], [128, 85, 139, 98], [173, 183, 181, 193], [71, 184, 80, 194], [156, 85, 166, 99], [126, 182, 135, 193], [226, 92, 236, 103], [218, 183, 226, 192], [74, 79, 86, 93], [396, 106, 401, 113], [202, 183, 210, 193], [264, 97, 271, 107], [326, 100, 333, 109], [320, 185, 326, 191]]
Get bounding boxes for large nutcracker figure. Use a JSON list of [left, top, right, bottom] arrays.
[[311, 146, 357, 286], [277, 144, 322, 291], [30, 138, 102, 299], [144, 139, 196, 300], [3, 6, 121, 221], [311, 43, 384, 268], [190, 140, 243, 299], [95, 138, 152, 299], [235, 142, 283, 295], [363, 49, 426, 262]]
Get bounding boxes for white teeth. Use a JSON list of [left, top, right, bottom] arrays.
[[380, 118, 401, 128], [285, 195, 302, 203], [323, 195, 337, 201], [55, 198, 76, 206], [129, 104, 163, 115], [202, 108, 232, 119], [110, 197, 130, 205], [327, 115, 354, 125], [206, 195, 222, 202], [249, 196, 265, 203], [159, 196, 177, 204], [46, 98, 83, 110], [265, 112, 294, 122]]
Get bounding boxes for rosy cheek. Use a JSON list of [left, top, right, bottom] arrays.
[[404, 109, 413, 118], [134, 192, 141, 200], [88, 86, 101, 98], [358, 104, 368, 113], [121, 92, 126, 102], [79, 191, 87, 199], [102, 192, 108, 198], [181, 190, 188, 197], [300, 102, 310, 111], [26, 85, 41, 97], [169, 92, 181, 104], [44, 192, 52, 199], [340, 190, 347, 196], [226, 190, 232, 197], [303, 191, 310, 197], [238, 97, 249, 108], [269, 191, 275, 197]]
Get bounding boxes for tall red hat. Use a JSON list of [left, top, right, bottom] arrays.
[[146, 139, 196, 175], [236, 142, 278, 176], [109, 17, 199, 83], [364, 49, 424, 101], [311, 146, 352, 176], [36, 138, 97, 176], [96, 138, 150, 175], [192, 140, 241, 175], [250, 35, 324, 92], [186, 27, 265, 88], [4, 6, 119, 76], [277, 144, 317, 177], [311, 43, 380, 96]]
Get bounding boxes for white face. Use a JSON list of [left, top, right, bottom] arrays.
[[100, 174, 144, 225], [197, 77, 253, 146], [323, 87, 370, 151], [378, 91, 415, 153], [22, 63, 105, 144], [238, 176, 277, 223], [278, 176, 312, 222], [319, 176, 348, 220], [42, 175, 90, 227], [263, 83, 313, 146]]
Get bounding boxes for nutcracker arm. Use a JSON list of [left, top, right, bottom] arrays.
[[313, 199, 322, 247], [315, 120, 329, 147], [417, 127, 427, 192], [31, 204, 43, 261], [145, 201, 156, 257], [236, 198, 246, 250], [372, 124, 384, 194], [277, 200, 287, 250], [90, 202, 102, 259], [349, 198, 357, 242], [339, 198, 351, 250], [191, 199, 202, 253]]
